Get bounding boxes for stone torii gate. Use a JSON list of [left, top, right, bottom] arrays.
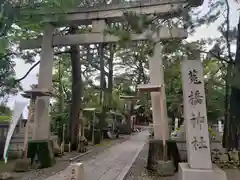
[[19, 0, 203, 168]]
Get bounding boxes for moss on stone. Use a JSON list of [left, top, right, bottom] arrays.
[[27, 140, 55, 168], [147, 139, 180, 172]]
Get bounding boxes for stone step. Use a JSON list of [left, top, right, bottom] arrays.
[[15, 132, 33, 137], [11, 137, 32, 144]]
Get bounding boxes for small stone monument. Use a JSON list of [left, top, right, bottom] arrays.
[[68, 163, 84, 180], [178, 58, 227, 180]]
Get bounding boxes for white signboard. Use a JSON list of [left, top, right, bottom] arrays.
[[3, 101, 28, 163], [181, 59, 212, 169]]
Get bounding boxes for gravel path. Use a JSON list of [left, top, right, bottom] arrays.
[[124, 143, 176, 180], [124, 143, 240, 180], [11, 135, 131, 180], [44, 131, 148, 180]]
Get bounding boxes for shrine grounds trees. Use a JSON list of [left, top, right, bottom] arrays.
[[188, 0, 240, 150], [0, 0, 240, 161], [224, 17, 240, 150]]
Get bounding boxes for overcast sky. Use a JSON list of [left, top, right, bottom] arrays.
[[6, 0, 240, 108]]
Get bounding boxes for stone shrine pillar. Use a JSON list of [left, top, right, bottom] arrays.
[[149, 43, 169, 140], [28, 24, 55, 168], [26, 98, 35, 139], [33, 24, 54, 140], [179, 58, 226, 180]]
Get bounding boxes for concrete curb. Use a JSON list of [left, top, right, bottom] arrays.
[[115, 145, 145, 180], [68, 150, 92, 162]]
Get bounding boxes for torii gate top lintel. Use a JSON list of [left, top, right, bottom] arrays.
[[19, 0, 204, 50], [20, 0, 203, 26]]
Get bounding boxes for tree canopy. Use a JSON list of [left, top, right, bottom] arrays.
[[0, 0, 239, 149]]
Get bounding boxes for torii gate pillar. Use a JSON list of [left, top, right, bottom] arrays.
[[28, 24, 55, 168], [33, 24, 54, 140], [149, 43, 169, 140]]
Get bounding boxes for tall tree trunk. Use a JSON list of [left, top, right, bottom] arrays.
[[135, 55, 142, 91], [135, 52, 146, 92], [69, 25, 82, 150], [58, 59, 64, 113], [98, 43, 107, 133], [107, 45, 114, 107], [225, 16, 240, 150], [138, 45, 146, 84], [139, 59, 146, 84], [223, 62, 232, 148], [99, 43, 105, 105]]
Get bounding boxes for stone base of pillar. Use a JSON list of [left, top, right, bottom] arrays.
[[178, 163, 227, 180], [27, 140, 55, 168], [147, 139, 180, 172]]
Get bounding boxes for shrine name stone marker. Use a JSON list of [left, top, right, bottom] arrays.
[[178, 58, 227, 180], [181, 58, 211, 169]]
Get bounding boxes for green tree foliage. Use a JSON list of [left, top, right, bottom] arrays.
[[0, 103, 11, 116], [0, 0, 235, 149], [0, 51, 22, 97]]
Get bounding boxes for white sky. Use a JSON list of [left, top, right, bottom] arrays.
[[6, 0, 240, 108]]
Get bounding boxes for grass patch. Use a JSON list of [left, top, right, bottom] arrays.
[[0, 161, 4, 164], [95, 139, 112, 147], [0, 116, 10, 122], [0, 160, 15, 172]]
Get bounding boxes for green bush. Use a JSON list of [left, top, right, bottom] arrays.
[[84, 128, 91, 141], [51, 113, 68, 141], [208, 127, 217, 137]]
